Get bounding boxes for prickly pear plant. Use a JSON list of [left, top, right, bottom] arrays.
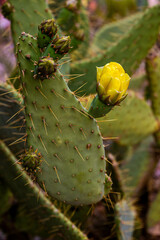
[[1, 0, 160, 239], [16, 28, 110, 205]]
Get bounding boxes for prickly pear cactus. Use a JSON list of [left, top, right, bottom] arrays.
[[17, 32, 110, 205]]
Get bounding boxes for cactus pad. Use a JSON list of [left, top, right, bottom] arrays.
[[120, 137, 154, 197], [91, 12, 142, 53], [17, 33, 109, 205], [147, 191, 160, 229], [98, 91, 158, 146]]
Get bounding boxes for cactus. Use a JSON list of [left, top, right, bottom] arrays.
[[1, 1, 160, 239], [16, 31, 110, 205]]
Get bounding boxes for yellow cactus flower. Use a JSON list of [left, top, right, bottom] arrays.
[[96, 62, 130, 105]]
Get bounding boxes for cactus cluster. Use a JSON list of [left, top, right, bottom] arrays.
[[1, 0, 160, 239]]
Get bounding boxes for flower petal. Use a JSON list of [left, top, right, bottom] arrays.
[[96, 66, 103, 82]]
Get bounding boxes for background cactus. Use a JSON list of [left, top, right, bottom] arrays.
[[1, 0, 160, 239]]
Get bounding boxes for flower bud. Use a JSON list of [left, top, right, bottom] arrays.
[[37, 19, 58, 48], [96, 62, 130, 105], [51, 35, 71, 55], [36, 56, 57, 80]]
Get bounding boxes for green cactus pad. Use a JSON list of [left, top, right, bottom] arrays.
[[91, 12, 142, 53], [69, 5, 160, 95], [146, 47, 160, 119], [7, 0, 53, 45], [17, 33, 109, 205], [98, 91, 158, 146], [129, 73, 146, 90], [120, 137, 154, 197], [147, 190, 160, 228]]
